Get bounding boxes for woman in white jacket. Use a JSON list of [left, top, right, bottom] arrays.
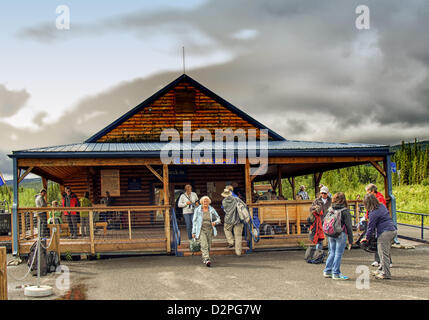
[[192, 196, 221, 267]]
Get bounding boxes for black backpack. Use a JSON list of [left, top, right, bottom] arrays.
[[356, 221, 378, 253], [47, 251, 60, 272], [28, 240, 48, 276], [175, 193, 184, 219], [27, 240, 60, 276], [304, 247, 326, 264]]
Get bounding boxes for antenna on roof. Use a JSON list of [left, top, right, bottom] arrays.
[[182, 46, 186, 74]]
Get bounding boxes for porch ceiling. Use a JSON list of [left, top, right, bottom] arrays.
[[252, 161, 372, 182], [30, 166, 87, 184]]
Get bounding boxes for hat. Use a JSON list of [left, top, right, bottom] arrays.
[[221, 188, 233, 197], [320, 186, 329, 194], [40, 188, 47, 194]]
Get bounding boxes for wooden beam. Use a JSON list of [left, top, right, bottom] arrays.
[[314, 172, 323, 197], [145, 165, 163, 183], [128, 210, 132, 240], [42, 177, 48, 202], [245, 161, 252, 205], [277, 165, 282, 197], [17, 166, 34, 184], [0, 247, 7, 300], [18, 158, 163, 167], [383, 158, 392, 215], [89, 211, 95, 255], [268, 156, 384, 164], [291, 177, 296, 200], [370, 161, 386, 177], [163, 164, 170, 254]]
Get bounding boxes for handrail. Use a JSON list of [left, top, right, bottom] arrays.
[[397, 210, 429, 217], [395, 210, 427, 242], [18, 205, 170, 212]]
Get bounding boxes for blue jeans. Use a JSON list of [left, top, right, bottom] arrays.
[[323, 232, 347, 276], [183, 213, 194, 240]]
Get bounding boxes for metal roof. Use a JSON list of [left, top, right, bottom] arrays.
[[9, 140, 391, 158]]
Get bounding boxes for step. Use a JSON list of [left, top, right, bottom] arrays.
[[180, 247, 250, 256], [177, 239, 248, 250]]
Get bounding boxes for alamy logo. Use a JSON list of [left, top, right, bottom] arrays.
[[160, 121, 268, 175], [355, 5, 370, 30], [56, 5, 70, 30]]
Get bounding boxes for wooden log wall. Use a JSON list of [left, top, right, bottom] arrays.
[[96, 82, 271, 142], [184, 165, 245, 220], [61, 164, 246, 224]]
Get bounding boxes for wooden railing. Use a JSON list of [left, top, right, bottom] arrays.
[[248, 199, 364, 234], [16, 205, 171, 255]]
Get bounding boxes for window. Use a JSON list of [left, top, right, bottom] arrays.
[[174, 88, 195, 113]]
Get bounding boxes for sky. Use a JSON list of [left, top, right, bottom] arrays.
[[1, 0, 429, 179]]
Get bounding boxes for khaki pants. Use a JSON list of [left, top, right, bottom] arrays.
[[224, 223, 244, 256], [199, 228, 213, 262]]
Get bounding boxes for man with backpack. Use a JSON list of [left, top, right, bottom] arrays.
[[221, 188, 244, 256]]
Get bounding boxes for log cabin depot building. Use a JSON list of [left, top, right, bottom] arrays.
[[8, 74, 395, 257]]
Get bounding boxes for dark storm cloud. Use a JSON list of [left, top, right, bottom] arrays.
[[4, 0, 429, 176]]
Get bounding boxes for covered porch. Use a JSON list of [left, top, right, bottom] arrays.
[[9, 146, 395, 256]]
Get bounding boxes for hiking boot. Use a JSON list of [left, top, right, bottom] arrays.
[[375, 273, 390, 280], [206, 260, 211, 267], [332, 274, 349, 280], [371, 261, 379, 267], [323, 272, 332, 278]]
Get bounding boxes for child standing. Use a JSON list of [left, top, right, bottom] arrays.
[[79, 192, 92, 237], [48, 200, 63, 225]]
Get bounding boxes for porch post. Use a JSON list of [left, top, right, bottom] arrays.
[[313, 172, 323, 198], [277, 165, 282, 198], [42, 177, 48, 202], [384, 156, 396, 222], [89, 210, 95, 254], [291, 177, 296, 200], [12, 158, 19, 256], [384, 155, 399, 244], [163, 164, 171, 254], [244, 161, 254, 251], [245, 161, 252, 204]]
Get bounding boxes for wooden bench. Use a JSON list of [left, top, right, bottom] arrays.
[[47, 222, 108, 237], [257, 201, 311, 235]]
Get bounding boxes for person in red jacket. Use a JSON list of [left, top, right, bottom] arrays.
[[62, 186, 80, 239], [365, 183, 392, 268], [365, 184, 386, 220]]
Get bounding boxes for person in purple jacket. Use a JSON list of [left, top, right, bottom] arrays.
[[361, 194, 397, 279]]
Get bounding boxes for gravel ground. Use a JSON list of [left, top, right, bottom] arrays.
[[6, 239, 429, 300]]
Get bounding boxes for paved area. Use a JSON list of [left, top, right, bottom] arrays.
[[6, 239, 429, 300], [397, 224, 429, 242]]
